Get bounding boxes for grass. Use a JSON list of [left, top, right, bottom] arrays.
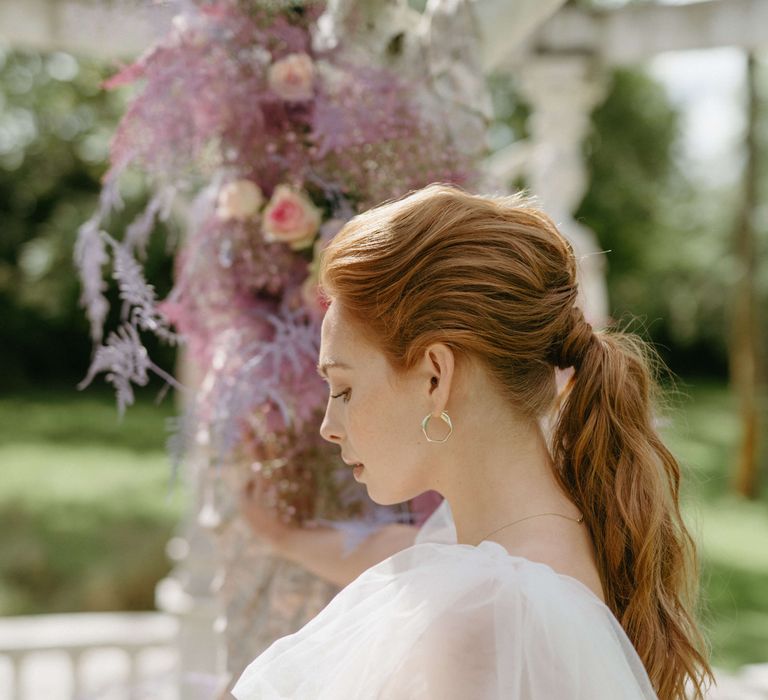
[[0, 378, 766, 671], [0, 386, 186, 615], [662, 377, 768, 671]]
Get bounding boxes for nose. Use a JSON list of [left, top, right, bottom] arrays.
[[320, 406, 344, 444]]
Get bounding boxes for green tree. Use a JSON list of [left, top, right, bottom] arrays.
[[576, 67, 734, 376]]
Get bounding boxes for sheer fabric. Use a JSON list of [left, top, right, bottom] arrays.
[[232, 505, 659, 699], [414, 496, 455, 545]]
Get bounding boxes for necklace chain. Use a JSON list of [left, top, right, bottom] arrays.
[[480, 511, 585, 542]]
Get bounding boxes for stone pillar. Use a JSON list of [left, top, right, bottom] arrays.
[[512, 55, 610, 406], [154, 354, 224, 700], [517, 55, 609, 328]]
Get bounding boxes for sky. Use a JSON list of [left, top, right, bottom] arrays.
[[575, 0, 749, 188]]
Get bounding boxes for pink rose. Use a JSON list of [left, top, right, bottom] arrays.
[[262, 185, 321, 250], [216, 180, 264, 221], [267, 52, 315, 102]]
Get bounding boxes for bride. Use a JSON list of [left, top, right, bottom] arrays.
[[232, 183, 713, 699]]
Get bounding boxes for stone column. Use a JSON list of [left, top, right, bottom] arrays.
[[154, 355, 224, 700], [517, 55, 609, 328]]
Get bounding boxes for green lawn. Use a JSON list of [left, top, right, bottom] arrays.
[[662, 378, 768, 671], [0, 386, 186, 615], [0, 378, 765, 671]]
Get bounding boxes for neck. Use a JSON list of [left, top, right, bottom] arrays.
[[429, 411, 579, 547]]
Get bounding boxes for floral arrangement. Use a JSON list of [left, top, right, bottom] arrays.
[[75, 0, 478, 533]]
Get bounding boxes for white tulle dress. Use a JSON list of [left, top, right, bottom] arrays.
[[231, 499, 659, 699]]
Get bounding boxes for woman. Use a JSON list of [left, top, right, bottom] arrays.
[[232, 183, 714, 699]]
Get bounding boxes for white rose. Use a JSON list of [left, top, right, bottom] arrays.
[[267, 52, 315, 102], [216, 180, 264, 221]]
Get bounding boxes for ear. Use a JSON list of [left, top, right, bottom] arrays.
[[420, 343, 455, 415]]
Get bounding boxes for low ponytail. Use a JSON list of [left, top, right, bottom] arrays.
[[551, 317, 714, 700]]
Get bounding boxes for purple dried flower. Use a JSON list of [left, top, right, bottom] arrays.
[[78, 324, 182, 418], [107, 235, 180, 344], [74, 215, 110, 343]]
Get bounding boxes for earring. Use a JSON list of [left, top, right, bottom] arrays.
[[421, 411, 453, 443]]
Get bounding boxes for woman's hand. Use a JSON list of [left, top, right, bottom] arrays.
[[239, 469, 419, 586], [239, 470, 299, 554]]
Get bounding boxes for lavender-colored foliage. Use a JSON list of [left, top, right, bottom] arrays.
[[74, 170, 129, 343], [74, 217, 110, 343], [124, 183, 177, 258], [107, 235, 180, 343], [77, 324, 181, 418], [206, 306, 324, 456]]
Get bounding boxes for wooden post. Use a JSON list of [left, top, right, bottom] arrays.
[[729, 52, 764, 498]]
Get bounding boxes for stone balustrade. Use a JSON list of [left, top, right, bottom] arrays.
[[0, 612, 180, 700]]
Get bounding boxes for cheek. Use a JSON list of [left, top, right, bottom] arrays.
[[350, 383, 422, 452]]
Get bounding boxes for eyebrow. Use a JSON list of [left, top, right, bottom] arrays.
[[316, 360, 353, 377]]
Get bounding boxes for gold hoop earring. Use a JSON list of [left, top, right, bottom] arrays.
[[421, 411, 453, 443]]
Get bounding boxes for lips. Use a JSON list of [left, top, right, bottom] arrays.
[[342, 457, 364, 468]]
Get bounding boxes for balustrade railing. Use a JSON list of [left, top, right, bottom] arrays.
[[0, 612, 178, 700]]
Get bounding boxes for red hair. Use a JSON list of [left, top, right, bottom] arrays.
[[319, 183, 714, 699]]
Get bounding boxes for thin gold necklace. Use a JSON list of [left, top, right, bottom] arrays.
[[480, 511, 585, 542]]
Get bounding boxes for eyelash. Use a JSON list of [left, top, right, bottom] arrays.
[[330, 389, 351, 403]]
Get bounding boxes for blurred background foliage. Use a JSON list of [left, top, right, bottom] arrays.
[[1, 41, 766, 671], [577, 66, 764, 377], [0, 46, 176, 390]]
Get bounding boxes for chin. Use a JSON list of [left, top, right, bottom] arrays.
[[366, 482, 424, 508], [368, 492, 404, 507]]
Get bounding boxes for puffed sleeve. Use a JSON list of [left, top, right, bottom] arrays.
[[231, 541, 658, 699], [380, 545, 658, 699]]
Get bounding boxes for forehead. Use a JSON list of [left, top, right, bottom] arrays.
[[319, 302, 364, 367], [319, 304, 404, 387], [319, 303, 380, 368], [320, 302, 350, 347]]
